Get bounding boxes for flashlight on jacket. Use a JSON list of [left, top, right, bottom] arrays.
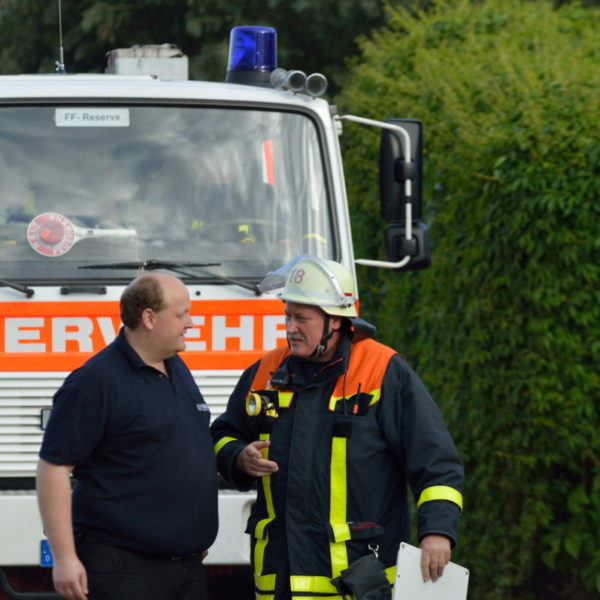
[[245, 390, 279, 418]]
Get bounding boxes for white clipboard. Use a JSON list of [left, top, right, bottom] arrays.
[[393, 542, 470, 600]]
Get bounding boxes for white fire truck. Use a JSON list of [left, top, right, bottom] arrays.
[[0, 26, 426, 598]]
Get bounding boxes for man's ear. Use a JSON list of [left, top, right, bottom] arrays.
[[329, 315, 343, 332], [140, 308, 155, 330]]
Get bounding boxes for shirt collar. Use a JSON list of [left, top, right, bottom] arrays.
[[114, 327, 178, 373]]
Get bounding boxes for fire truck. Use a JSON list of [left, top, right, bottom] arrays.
[[0, 26, 426, 598]]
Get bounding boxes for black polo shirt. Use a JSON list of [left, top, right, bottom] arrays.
[[40, 328, 218, 557]]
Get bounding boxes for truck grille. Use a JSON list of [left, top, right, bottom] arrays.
[[0, 370, 241, 478]]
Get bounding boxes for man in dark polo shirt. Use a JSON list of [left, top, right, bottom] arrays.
[[36, 273, 218, 600]]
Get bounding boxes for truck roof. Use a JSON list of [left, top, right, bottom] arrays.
[[0, 74, 331, 115]]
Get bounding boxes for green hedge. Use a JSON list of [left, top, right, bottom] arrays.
[[336, 1, 600, 598]]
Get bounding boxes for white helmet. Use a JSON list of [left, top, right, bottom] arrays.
[[260, 255, 358, 317]]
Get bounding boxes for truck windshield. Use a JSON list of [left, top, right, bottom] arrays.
[[0, 104, 334, 283]]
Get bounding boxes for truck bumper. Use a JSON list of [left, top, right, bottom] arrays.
[[0, 490, 255, 566]]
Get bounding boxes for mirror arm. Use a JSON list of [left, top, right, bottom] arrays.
[[335, 115, 416, 270], [355, 203, 413, 270], [337, 115, 413, 200]]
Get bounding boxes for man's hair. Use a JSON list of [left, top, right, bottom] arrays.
[[120, 274, 165, 329]]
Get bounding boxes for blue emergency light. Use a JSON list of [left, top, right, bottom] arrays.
[[226, 26, 277, 87]]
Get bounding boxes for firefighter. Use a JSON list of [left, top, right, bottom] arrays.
[[211, 255, 464, 600]]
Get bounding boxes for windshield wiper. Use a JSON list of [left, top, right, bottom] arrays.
[[80, 260, 220, 271], [79, 260, 261, 295], [0, 279, 34, 298]]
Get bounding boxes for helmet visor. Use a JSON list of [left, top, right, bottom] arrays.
[[258, 254, 307, 294], [259, 254, 355, 310]]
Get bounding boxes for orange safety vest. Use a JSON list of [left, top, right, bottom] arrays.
[[250, 338, 396, 411]]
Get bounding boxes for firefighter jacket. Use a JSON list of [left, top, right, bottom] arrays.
[[211, 331, 464, 600]]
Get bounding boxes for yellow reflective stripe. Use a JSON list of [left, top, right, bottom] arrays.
[[330, 540, 348, 580], [417, 485, 463, 511], [293, 597, 338, 600], [291, 575, 338, 594], [289, 568, 397, 596], [385, 565, 396, 585], [330, 522, 351, 542], [255, 518, 272, 540], [213, 436, 237, 456], [368, 389, 381, 406], [254, 433, 276, 575], [253, 534, 268, 569], [328, 388, 382, 412], [293, 597, 339, 600], [255, 573, 276, 592], [329, 436, 349, 577], [253, 526, 269, 571], [278, 391, 294, 408], [330, 438, 347, 523]]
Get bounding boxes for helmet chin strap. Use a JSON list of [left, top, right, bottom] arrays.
[[308, 314, 338, 361]]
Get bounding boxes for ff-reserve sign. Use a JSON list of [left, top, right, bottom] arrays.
[[55, 107, 130, 127], [0, 299, 286, 372]]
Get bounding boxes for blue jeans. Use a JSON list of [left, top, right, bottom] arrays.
[[75, 534, 207, 600]]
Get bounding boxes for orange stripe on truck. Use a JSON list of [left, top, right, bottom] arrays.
[[0, 299, 287, 372]]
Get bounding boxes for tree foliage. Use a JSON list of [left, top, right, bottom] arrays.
[[1, 0, 597, 84], [0, 0, 389, 92], [337, 1, 600, 598]]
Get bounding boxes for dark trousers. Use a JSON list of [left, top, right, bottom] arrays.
[[75, 534, 207, 600]]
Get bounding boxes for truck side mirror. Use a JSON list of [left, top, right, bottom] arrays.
[[379, 118, 423, 221], [384, 222, 430, 271]]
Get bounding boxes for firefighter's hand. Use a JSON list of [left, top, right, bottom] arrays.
[[53, 556, 88, 599], [236, 441, 279, 477], [419, 534, 451, 582]]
